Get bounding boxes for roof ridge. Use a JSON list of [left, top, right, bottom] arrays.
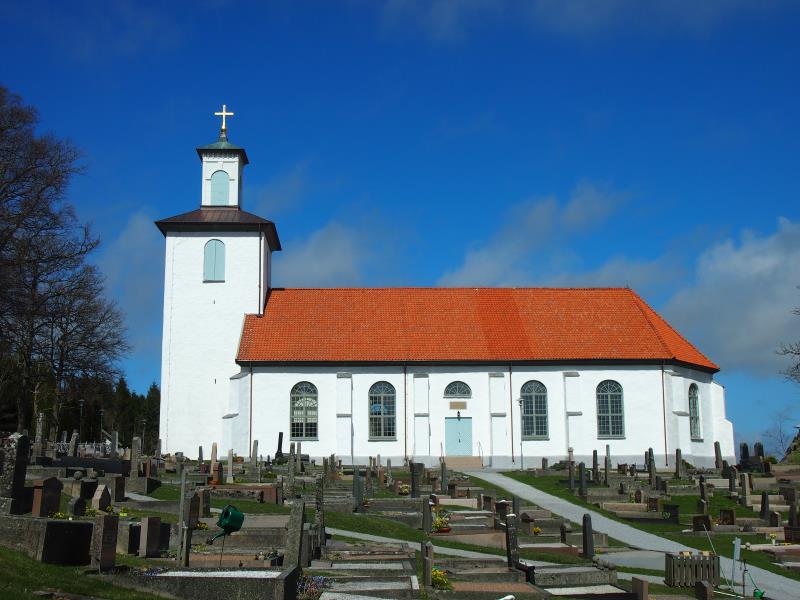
[[267, 286, 633, 291], [626, 289, 672, 359]]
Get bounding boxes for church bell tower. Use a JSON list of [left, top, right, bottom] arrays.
[[155, 106, 281, 457]]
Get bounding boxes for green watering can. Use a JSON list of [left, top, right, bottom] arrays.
[[206, 504, 244, 545]]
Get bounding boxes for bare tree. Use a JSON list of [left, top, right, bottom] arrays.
[[0, 86, 128, 431], [778, 302, 800, 386], [761, 405, 796, 459]]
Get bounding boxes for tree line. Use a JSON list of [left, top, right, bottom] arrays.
[[0, 85, 154, 445]]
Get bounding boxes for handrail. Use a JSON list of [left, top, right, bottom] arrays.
[[477, 441, 484, 467], [440, 441, 444, 461]]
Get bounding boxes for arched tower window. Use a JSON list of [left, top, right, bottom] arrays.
[[444, 381, 471, 398], [521, 380, 548, 439], [369, 381, 396, 440], [597, 380, 625, 438], [210, 170, 230, 205], [688, 384, 701, 440], [290, 382, 318, 439], [203, 239, 225, 282]]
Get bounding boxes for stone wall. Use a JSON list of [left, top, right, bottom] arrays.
[[0, 515, 92, 564]]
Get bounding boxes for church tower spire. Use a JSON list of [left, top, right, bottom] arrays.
[[197, 104, 249, 208]]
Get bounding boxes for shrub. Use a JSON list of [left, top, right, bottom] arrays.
[[297, 575, 328, 600], [431, 568, 451, 589]]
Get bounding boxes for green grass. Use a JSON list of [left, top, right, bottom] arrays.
[[504, 471, 800, 582], [0, 546, 155, 600]]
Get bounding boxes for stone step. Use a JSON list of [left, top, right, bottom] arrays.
[[602, 502, 647, 512], [750, 503, 791, 513], [309, 560, 415, 576], [446, 565, 527, 583], [447, 522, 492, 533], [442, 456, 484, 470], [324, 576, 418, 600], [544, 584, 630, 596], [612, 510, 669, 521], [531, 565, 617, 587]]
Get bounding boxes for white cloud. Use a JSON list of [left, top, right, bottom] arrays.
[[97, 211, 164, 362], [272, 222, 368, 287], [663, 218, 800, 376], [250, 162, 309, 216], [438, 183, 625, 286], [380, 0, 779, 42]]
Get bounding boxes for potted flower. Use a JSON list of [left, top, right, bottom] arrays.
[[432, 515, 451, 533]]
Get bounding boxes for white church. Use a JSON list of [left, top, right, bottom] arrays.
[[157, 109, 735, 468]]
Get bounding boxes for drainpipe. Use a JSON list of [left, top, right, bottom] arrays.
[[249, 365, 254, 455], [661, 361, 669, 467], [403, 364, 408, 462], [509, 364, 515, 464]]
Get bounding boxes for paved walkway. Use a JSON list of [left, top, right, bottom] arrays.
[[468, 471, 797, 599]]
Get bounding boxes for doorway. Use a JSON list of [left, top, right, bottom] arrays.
[[445, 417, 473, 456]]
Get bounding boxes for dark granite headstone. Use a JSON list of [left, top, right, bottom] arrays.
[[592, 450, 599, 482], [422, 498, 432, 533], [760, 491, 770, 520], [541, 457, 548, 470], [505, 513, 519, 567], [275, 431, 284, 460], [582, 513, 594, 558], [32, 477, 63, 517], [411, 462, 424, 498], [769, 511, 781, 527], [663, 503, 680, 524], [695, 580, 714, 600], [353, 469, 363, 511], [68, 496, 86, 517], [675, 449, 684, 479], [714, 441, 723, 469], [728, 467, 737, 493], [740, 442, 750, 463], [568, 461, 575, 490], [753, 442, 764, 459], [790, 502, 798, 529], [440, 461, 448, 493], [139, 516, 161, 558], [578, 462, 587, 498], [692, 514, 711, 532], [719, 508, 736, 526], [91, 514, 118, 570], [696, 498, 708, 515], [92, 485, 111, 512]]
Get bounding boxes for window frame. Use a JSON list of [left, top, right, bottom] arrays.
[[596, 379, 625, 439], [688, 383, 702, 441], [368, 381, 397, 441], [444, 381, 472, 398], [290, 381, 318, 441], [210, 170, 230, 205], [203, 239, 225, 283], [520, 380, 549, 440]]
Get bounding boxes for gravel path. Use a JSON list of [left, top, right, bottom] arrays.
[[468, 471, 797, 599]]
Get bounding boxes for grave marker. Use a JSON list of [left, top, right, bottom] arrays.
[[32, 477, 63, 517], [92, 485, 111, 512], [226, 449, 234, 484], [314, 475, 325, 549], [578, 462, 587, 498], [714, 441, 723, 469], [582, 513, 594, 558], [675, 449, 684, 479], [139, 516, 161, 558], [285, 500, 306, 569], [275, 431, 284, 459], [411, 462, 424, 498], [91, 514, 118, 570], [0, 433, 29, 514], [68, 496, 86, 516], [760, 491, 770, 520], [505, 513, 520, 567]]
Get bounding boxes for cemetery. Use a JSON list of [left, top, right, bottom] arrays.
[[9, 422, 800, 598]]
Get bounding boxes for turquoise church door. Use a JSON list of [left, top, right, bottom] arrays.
[[445, 417, 473, 456]]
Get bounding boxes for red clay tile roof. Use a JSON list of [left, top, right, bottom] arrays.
[[236, 288, 718, 371]]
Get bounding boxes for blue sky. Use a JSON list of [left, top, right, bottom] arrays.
[[1, 1, 798, 449]]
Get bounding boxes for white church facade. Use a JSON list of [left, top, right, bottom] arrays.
[[157, 113, 735, 468]]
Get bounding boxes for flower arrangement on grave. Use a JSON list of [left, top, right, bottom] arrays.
[[532, 526, 542, 536], [432, 508, 451, 533], [431, 568, 451, 589], [103, 504, 114, 513], [49, 511, 67, 520], [119, 508, 128, 517], [195, 521, 208, 530], [398, 484, 410, 496], [769, 533, 777, 545], [297, 575, 329, 600]]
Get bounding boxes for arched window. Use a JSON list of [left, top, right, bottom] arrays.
[[597, 380, 625, 438], [290, 382, 318, 439], [210, 170, 230, 205], [203, 239, 225, 282], [521, 380, 548, 438], [444, 381, 471, 398], [688, 384, 701, 440], [369, 381, 396, 440]]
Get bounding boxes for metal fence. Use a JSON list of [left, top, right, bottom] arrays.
[[665, 552, 720, 587]]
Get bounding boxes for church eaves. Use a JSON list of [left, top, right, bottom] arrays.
[[236, 287, 719, 371], [154, 207, 281, 250]]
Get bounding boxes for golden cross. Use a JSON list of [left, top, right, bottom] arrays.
[[214, 104, 234, 132]]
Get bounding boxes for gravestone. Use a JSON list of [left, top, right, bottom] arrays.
[[108, 431, 119, 459], [365, 463, 374, 498], [139, 516, 161, 558], [68, 431, 79, 457], [675, 449, 684, 479], [0, 433, 30, 514], [353, 469, 363, 512], [411, 462, 424, 498], [495, 499, 510, 521], [560, 522, 568, 544], [568, 461, 575, 491], [251, 439, 258, 469], [581, 513, 594, 558], [131, 436, 142, 477], [92, 485, 111, 512], [759, 491, 770, 520], [386, 458, 392, 476], [440, 461, 448, 493], [287, 446, 296, 497], [314, 475, 325, 549], [578, 462, 587, 498], [692, 514, 711, 532], [91, 514, 118, 570], [296, 442, 302, 473], [226, 449, 234, 484], [648, 457, 656, 488], [210, 441, 218, 470], [740, 442, 750, 464], [604, 453, 610, 487], [699, 482, 707, 502], [714, 441, 723, 469], [663, 503, 680, 524], [505, 513, 519, 567], [422, 498, 433, 533], [422, 541, 434, 587], [198, 445, 203, 466], [592, 450, 599, 482], [719, 508, 736, 526], [182, 491, 200, 529], [179, 523, 193, 567], [285, 500, 306, 569], [32, 412, 45, 458], [634, 489, 643, 504], [275, 431, 284, 460], [541, 457, 548, 470], [68, 496, 86, 517], [739, 473, 751, 506], [198, 487, 212, 518], [753, 442, 764, 459], [728, 467, 737, 493], [32, 477, 63, 517], [695, 580, 714, 600], [632, 577, 649, 600], [769, 511, 781, 527], [789, 502, 798, 529]]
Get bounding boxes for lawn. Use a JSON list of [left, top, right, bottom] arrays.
[[503, 471, 800, 583], [0, 546, 155, 600]]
